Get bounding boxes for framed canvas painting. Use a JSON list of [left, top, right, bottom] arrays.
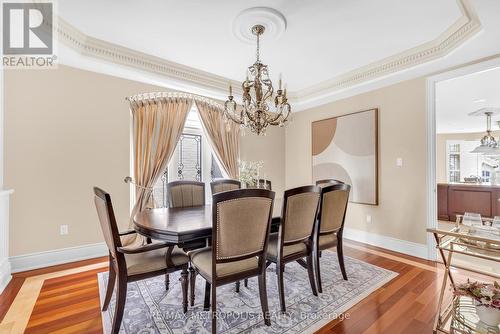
[[312, 108, 379, 205]]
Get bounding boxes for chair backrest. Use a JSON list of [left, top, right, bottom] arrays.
[[318, 183, 351, 234], [257, 179, 272, 190], [167, 180, 205, 208], [212, 189, 274, 263], [93, 187, 122, 257], [280, 185, 321, 245], [315, 179, 344, 188], [210, 178, 241, 195]]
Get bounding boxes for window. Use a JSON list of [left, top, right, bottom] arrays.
[[177, 133, 202, 181], [482, 170, 491, 183], [151, 108, 225, 208], [448, 143, 461, 183]]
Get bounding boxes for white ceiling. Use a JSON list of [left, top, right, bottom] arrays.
[[436, 66, 500, 134], [58, 0, 462, 92]]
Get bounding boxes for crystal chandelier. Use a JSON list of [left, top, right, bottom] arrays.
[[224, 24, 291, 135]]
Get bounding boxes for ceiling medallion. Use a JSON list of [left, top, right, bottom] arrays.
[[224, 23, 290, 135], [232, 7, 287, 44]]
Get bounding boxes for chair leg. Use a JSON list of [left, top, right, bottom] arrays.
[[258, 272, 271, 326], [314, 248, 323, 293], [111, 274, 127, 334], [337, 238, 348, 281], [204, 281, 211, 311], [189, 267, 196, 307], [180, 268, 189, 313], [306, 253, 318, 296], [244, 278, 248, 288], [277, 263, 286, 313], [102, 260, 116, 311], [235, 281, 240, 293], [211, 284, 217, 334], [165, 274, 170, 290]]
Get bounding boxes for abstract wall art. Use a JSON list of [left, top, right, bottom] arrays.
[[312, 108, 379, 205]]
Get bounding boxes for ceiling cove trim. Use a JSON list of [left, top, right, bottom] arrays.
[[56, 0, 480, 108]]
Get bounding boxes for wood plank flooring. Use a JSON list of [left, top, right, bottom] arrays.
[[0, 242, 466, 333]]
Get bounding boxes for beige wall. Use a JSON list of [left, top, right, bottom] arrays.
[[436, 131, 500, 183], [4, 65, 285, 256], [285, 78, 428, 244], [240, 127, 286, 197]]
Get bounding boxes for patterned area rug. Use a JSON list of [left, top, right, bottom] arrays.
[[98, 250, 397, 333]]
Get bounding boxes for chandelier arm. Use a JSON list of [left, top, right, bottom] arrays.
[[268, 105, 291, 125], [223, 100, 245, 125], [267, 113, 284, 125], [226, 112, 245, 125]]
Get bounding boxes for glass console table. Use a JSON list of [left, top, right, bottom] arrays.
[[428, 216, 500, 334]]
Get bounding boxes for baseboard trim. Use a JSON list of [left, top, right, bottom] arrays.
[[9, 242, 108, 273], [7, 231, 428, 274], [0, 258, 12, 293], [343, 228, 428, 260]]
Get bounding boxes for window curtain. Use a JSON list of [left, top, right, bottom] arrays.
[[127, 96, 193, 243], [195, 100, 240, 179]]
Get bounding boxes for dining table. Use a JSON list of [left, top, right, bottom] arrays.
[[133, 201, 283, 247]]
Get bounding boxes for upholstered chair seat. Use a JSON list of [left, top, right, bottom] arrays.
[[125, 246, 188, 276], [190, 247, 259, 279], [318, 234, 338, 248], [266, 233, 307, 260]]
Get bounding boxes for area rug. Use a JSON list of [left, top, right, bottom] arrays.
[[98, 250, 397, 333]]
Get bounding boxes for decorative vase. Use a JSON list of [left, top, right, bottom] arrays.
[[475, 302, 500, 327]]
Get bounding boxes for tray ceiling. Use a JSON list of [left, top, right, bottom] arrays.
[[56, 0, 486, 108]]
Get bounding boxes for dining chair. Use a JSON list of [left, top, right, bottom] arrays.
[[166, 180, 206, 289], [315, 179, 344, 187], [314, 183, 351, 293], [257, 179, 272, 190], [167, 180, 205, 208], [189, 188, 275, 333], [93, 187, 190, 334], [209, 178, 246, 293], [210, 178, 241, 195], [266, 185, 321, 312]]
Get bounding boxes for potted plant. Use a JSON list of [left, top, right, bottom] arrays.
[[454, 280, 500, 327]]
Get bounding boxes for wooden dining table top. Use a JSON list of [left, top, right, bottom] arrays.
[[133, 202, 282, 244]]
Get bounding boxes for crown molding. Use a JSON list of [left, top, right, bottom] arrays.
[[56, 18, 242, 95], [55, 0, 480, 110]]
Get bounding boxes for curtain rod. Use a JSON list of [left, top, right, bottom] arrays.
[[125, 92, 224, 110]]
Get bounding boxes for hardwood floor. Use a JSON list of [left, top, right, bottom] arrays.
[[0, 242, 458, 334]]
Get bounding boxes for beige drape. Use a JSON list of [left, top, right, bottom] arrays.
[[196, 100, 240, 179], [128, 97, 193, 233]]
